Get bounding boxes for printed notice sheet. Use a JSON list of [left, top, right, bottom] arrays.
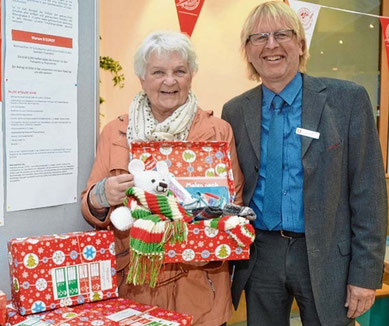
[[4, 0, 78, 211], [0, 1, 4, 225]]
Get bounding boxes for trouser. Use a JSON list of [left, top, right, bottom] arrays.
[[245, 229, 355, 326]]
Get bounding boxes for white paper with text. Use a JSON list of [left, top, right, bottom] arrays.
[[5, 0, 78, 211]]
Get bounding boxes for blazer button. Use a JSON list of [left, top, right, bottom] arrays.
[[254, 166, 259, 172], [311, 248, 320, 256]]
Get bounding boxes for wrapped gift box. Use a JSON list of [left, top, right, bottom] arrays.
[[130, 141, 254, 263], [0, 291, 6, 326], [5, 301, 112, 325], [7, 230, 118, 316], [6, 298, 193, 325], [130, 141, 236, 207], [164, 223, 254, 263], [4, 301, 24, 325], [71, 298, 193, 325]]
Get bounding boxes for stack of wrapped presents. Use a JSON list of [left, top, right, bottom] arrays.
[[2, 141, 255, 325], [4, 230, 193, 325]]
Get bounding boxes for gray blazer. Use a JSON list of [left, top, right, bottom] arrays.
[[222, 74, 388, 326]]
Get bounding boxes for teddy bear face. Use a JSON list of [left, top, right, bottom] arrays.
[[133, 171, 169, 195], [129, 159, 170, 195]]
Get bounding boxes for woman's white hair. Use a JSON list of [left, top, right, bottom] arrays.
[[134, 30, 198, 80]]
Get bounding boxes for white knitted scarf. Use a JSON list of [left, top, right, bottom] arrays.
[[127, 90, 198, 143]]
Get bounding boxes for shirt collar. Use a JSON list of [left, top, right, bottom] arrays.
[[262, 72, 302, 107]]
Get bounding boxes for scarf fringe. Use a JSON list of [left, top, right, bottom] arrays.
[[127, 251, 164, 288], [127, 220, 188, 287], [126, 188, 192, 287], [161, 220, 188, 245]]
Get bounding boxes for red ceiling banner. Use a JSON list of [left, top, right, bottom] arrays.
[[175, 0, 205, 37], [380, 17, 389, 69]]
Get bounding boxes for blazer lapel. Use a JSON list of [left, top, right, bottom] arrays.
[[243, 85, 262, 161], [301, 75, 327, 158]]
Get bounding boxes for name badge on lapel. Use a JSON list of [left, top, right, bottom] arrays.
[[296, 128, 320, 139]]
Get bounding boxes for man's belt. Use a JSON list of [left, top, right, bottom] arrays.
[[255, 228, 305, 239]]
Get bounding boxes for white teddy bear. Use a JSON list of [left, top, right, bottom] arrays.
[[110, 159, 170, 231]]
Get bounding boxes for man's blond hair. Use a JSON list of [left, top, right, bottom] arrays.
[[241, 1, 310, 81]]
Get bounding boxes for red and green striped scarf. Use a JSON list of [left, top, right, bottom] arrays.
[[124, 187, 193, 287], [196, 216, 255, 247]]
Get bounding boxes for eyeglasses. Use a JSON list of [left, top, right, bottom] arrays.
[[247, 29, 296, 46]]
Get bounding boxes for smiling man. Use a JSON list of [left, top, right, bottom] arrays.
[[222, 1, 387, 326]]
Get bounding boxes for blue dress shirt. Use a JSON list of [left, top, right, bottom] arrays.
[[250, 73, 305, 233]]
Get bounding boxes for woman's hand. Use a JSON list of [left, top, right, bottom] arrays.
[[105, 174, 134, 206]]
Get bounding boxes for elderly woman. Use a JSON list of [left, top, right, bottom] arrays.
[[81, 31, 244, 326]]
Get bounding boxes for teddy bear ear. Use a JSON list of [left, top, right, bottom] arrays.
[[156, 161, 169, 175], [129, 159, 145, 174]]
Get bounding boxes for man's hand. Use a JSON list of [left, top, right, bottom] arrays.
[[105, 174, 134, 206], [345, 284, 376, 318]]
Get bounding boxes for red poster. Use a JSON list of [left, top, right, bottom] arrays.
[[175, 0, 205, 37], [380, 17, 389, 69]]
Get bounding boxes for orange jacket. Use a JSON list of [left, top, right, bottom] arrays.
[[81, 108, 244, 326]]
